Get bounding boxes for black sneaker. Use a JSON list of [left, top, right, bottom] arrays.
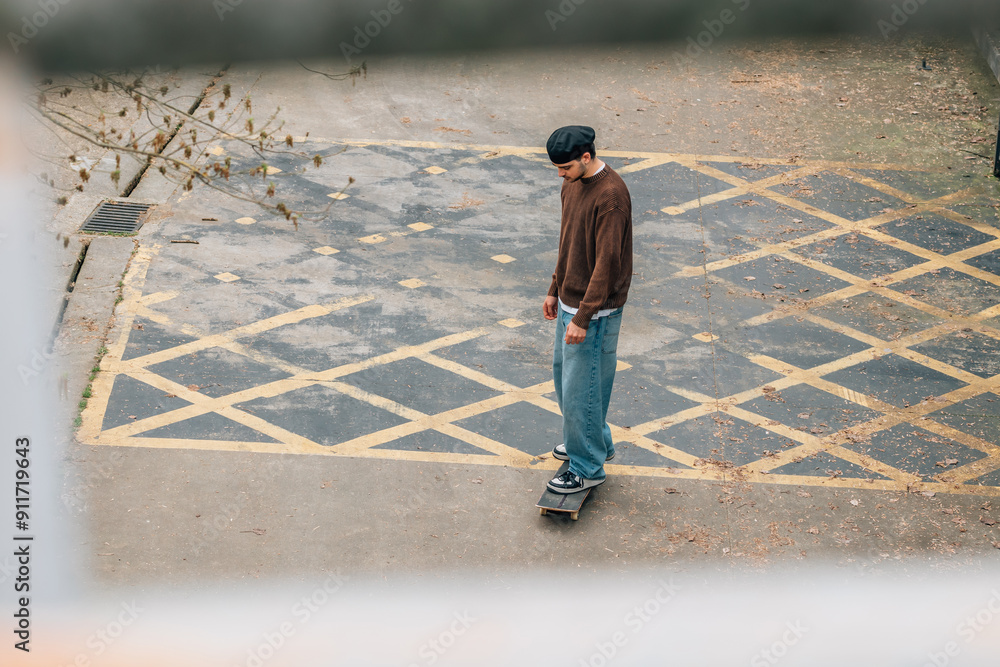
[[552, 443, 615, 462], [546, 469, 606, 494]]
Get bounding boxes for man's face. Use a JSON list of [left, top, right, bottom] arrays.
[[553, 154, 589, 182]]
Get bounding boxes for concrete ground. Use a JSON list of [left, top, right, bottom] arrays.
[[57, 34, 1000, 585]]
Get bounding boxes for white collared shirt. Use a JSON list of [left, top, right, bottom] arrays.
[[558, 297, 615, 320]]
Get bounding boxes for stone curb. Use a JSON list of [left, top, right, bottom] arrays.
[[973, 28, 1000, 84]]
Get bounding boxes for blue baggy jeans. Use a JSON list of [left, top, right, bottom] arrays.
[[553, 306, 623, 480]]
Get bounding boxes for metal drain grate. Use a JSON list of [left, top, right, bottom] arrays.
[[80, 200, 152, 233]]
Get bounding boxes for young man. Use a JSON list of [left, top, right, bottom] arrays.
[[543, 125, 633, 494]]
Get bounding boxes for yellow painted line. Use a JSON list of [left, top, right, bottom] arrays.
[[830, 167, 923, 204], [604, 463, 726, 483], [825, 445, 923, 484], [138, 290, 178, 306], [91, 436, 309, 455], [616, 155, 677, 175], [86, 429, 1000, 496], [940, 453, 1000, 484], [434, 423, 537, 466], [306, 327, 491, 383], [724, 403, 916, 484], [89, 297, 376, 440], [609, 426, 705, 468], [320, 380, 537, 465], [107, 324, 494, 440], [324, 138, 928, 171], [120, 294, 373, 372], [323, 380, 428, 421], [931, 206, 1000, 239], [121, 303, 333, 369], [420, 353, 521, 393], [628, 403, 719, 437], [660, 164, 817, 215], [347, 447, 513, 466], [330, 392, 522, 456], [79, 243, 161, 444], [135, 303, 173, 327], [214, 405, 330, 452], [673, 225, 849, 279]]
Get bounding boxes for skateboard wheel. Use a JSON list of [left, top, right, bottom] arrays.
[[570, 512, 579, 521], [539, 508, 547, 516]]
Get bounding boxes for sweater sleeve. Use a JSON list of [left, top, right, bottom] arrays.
[[548, 183, 567, 299], [570, 204, 629, 329]]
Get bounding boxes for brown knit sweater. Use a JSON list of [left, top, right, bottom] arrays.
[[547, 164, 633, 330]]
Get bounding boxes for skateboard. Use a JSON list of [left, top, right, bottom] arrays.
[[536, 461, 593, 521]]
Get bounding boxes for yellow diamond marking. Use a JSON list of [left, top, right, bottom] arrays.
[[662, 206, 685, 216], [328, 192, 350, 200], [692, 332, 719, 342], [207, 145, 224, 156], [424, 166, 447, 175], [313, 246, 340, 256], [409, 222, 434, 232], [491, 254, 516, 264], [617, 360, 632, 371], [498, 319, 525, 328], [235, 217, 256, 225], [263, 166, 282, 175], [359, 234, 387, 244], [89, 144, 1000, 497], [399, 278, 425, 289], [214, 272, 240, 283]]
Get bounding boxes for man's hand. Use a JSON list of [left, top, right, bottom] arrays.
[[565, 321, 587, 345], [543, 295, 558, 320]]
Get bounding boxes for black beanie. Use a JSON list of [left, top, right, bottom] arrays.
[[546, 125, 596, 163]]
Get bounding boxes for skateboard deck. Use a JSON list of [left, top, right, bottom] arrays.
[[536, 461, 592, 520]]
